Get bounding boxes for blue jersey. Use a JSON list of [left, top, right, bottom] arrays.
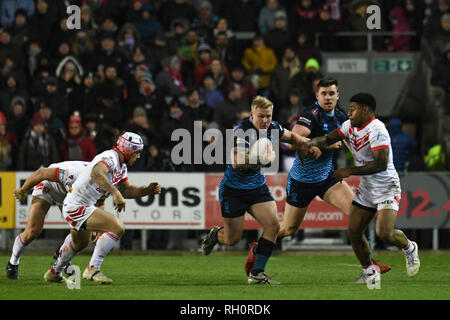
[[221, 117, 285, 190], [290, 103, 348, 183]]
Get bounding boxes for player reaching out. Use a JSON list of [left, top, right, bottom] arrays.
[[6, 161, 93, 280], [43, 132, 161, 284], [308, 92, 420, 287]]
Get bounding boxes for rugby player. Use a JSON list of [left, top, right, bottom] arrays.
[[308, 92, 420, 287], [43, 132, 161, 284], [201, 96, 316, 284]]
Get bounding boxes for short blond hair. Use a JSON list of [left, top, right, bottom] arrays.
[[251, 95, 274, 111]]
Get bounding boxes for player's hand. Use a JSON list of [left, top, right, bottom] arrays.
[[296, 142, 312, 165], [147, 182, 161, 195], [13, 188, 27, 202], [309, 146, 322, 159], [325, 141, 342, 150], [334, 168, 352, 181], [113, 191, 126, 212]]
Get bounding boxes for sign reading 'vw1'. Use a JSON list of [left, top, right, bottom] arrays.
[[373, 59, 412, 73]]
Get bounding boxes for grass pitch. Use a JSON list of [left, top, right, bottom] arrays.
[[1, 250, 449, 300]]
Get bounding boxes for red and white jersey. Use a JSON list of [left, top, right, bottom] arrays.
[[32, 161, 89, 205], [64, 149, 128, 207], [337, 118, 401, 201]]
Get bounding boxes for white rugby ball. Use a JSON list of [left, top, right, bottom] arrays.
[[249, 138, 273, 164]]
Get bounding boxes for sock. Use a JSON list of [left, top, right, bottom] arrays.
[[211, 227, 223, 244], [402, 240, 415, 254], [362, 264, 377, 276], [9, 234, 28, 265], [88, 232, 120, 269], [251, 237, 275, 276], [53, 234, 78, 274]]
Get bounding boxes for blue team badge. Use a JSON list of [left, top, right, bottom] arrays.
[[323, 123, 329, 132]]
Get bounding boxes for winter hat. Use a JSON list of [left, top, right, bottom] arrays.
[[305, 58, 320, 71]]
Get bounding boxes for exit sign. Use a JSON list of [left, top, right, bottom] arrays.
[[373, 59, 412, 72]]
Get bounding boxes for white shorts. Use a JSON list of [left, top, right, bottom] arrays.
[[31, 181, 66, 205], [63, 203, 97, 230], [353, 187, 401, 213]]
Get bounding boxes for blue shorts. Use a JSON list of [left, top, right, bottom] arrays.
[[219, 184, 274, 218], [286, 174, 340, 208]]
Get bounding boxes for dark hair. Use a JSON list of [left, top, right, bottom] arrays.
[[350, 92, 376, 111], [317, 77, 338, 89]]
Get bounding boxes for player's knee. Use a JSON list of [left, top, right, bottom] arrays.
[[114, 219, 125, 237], [280, 224, 298, 237], [376, 227, 392, 243], [263, 220, 280, 237]]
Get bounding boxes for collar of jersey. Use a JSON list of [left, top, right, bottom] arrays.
[[111, 147, 124, 166], [356, 117, 376, 131]]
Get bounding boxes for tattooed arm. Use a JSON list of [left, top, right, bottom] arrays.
[[117, 180, 161, 198], [91, 162, 126, 212]]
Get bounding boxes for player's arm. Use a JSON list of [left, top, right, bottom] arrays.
[[283, 124, 322, 161], [334, 148, 389, 180], [91, 162, 126, 212], [309, 129, 343, 150], [117, 180, 161, 199], [231, 145, 267, 170], [13, 167, 59, 201]]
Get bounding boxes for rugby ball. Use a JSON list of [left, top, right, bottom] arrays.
[[249, 138, 274, 164]]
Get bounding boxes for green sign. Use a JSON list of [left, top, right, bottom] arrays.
[[373, 59, 412, 72]]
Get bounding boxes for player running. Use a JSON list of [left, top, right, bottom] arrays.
[[308, 92, 420, 288], [43, 132, 161, 284], [201, 96, 316, 285], [244, 78, 391, 283], [6, 161, 91, 280]]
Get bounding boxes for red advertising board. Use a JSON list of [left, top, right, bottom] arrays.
[[205, 173, 360, 230]]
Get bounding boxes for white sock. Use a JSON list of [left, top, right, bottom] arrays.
[[9, 234, 28, 265], [402, 240, 415, 254], [52, 234, 77, 274], [88, 232, 120, 269], [363, 264, 377, 276]]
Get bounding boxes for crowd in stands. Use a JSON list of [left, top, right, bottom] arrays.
[[0, 0, 448, 174]]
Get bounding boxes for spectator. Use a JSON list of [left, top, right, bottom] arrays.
[[158, 0, 197, 31], [98, 15, 119, 39], [159, 96, 187, 152], [316, 5, 343, 52], [155, 55, 185, 97], [27, 0, 58, 52], [241, 34, 277, 97], [264, 10, 292, 61], [427, 12, 450, 59], [385, 6, 412, 52], [401, 0, 426, 51], [192, 0, 218, 44], [346, 0, 382, 51], [38, 76, 70, 123], [290, 57, 323, 106], [0, 72, 27, 115], [148, 32, 170, 76], [92, 83, 125, 134], [116, 23, 143, 63], [289, 0, 321, 35], [229, 64, 256, 104], [127, 69, 161, 121], [277, 88, 307, 129], [431, 42, 450, 115], [177, 28, 200, 88], [75, 72, 97, 117], [387, 117, 418, 172], [0, 0, 35, 28], [166, 18, 189, 56], [17, 114, 60, 170], [70, 30, 96, 69], [269, 47, 302, 109], [0, 111, 19, 170], [208, 58, 230, 94], [0, 29, 23, 72], [89, 31, 125, 77], [295, 32, 323, 66], [258, 0, 286, 34], [130, 3, 162, 47], [55, 57, 83, 106], [79, 4, 99, 39], [423, 0, 449, 42], [214, 31, 240, 70], [194, 42, 214, 86], [7, 8, 30, 48], [59, 114, 97, 162], [35, 101, 65, 147], [223, 0, 259, 32], [5, 95, 28, 144], [198, 71, 225, 109], [82, 112, 116, 154], [212, 82, 249, 133], [101, 63, 127, 107], [213, 17, 236, 42]]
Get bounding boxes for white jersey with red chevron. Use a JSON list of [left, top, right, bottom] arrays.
[[337, 117, 401, 202], [65, 149, 128, 207]]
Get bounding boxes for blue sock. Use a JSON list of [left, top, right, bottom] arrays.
[[251, 237, 275, 276]]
